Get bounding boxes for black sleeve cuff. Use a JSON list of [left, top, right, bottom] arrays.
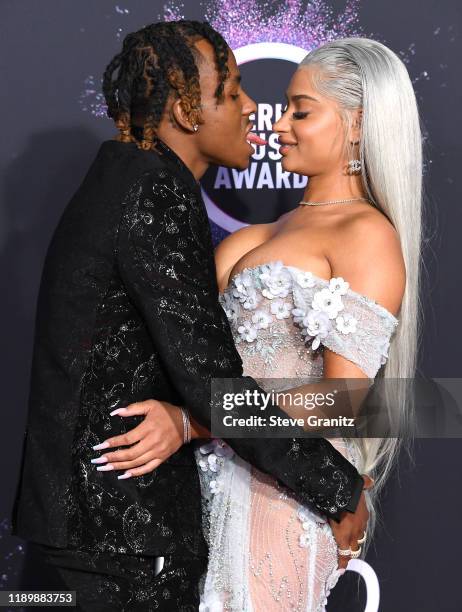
[[344, 473, 364, 513], [323, 473, 364, 522]]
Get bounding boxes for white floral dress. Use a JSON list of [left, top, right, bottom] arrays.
[[195, 261, 399, 612]]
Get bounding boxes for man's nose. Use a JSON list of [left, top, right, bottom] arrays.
[[243, 93, 257, 116]]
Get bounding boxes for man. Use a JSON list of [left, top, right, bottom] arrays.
[[11, 21, 366, 610]]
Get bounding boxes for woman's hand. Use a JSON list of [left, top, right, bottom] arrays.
[[90, 399, 209, 479], [328, 474, 374, 570]]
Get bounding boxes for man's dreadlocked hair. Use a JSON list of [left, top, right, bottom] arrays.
[[102, 20, 230, 150]]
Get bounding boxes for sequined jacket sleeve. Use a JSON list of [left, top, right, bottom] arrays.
[[116, 169, 364, 521]]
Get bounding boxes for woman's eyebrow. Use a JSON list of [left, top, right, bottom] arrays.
[[291, 93, 320, 102]]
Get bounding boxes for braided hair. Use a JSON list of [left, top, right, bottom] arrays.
[[102, 21, 230, 150]]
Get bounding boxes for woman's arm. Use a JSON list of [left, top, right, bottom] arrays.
[[190, 416, 211, 439]]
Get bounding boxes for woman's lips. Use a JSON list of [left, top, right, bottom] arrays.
[[279, 143, 296, 155], [246, 132, 268, 146]]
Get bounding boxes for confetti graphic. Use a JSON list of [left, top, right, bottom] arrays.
[[201, 0, 362, 50], [79, 0, 365, 118], [78, 0, 455, 120], [74, 0, 459, 229], [79, 75, 107, 118]]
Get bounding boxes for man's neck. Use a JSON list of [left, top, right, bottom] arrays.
[[156, 130, 209, 182]]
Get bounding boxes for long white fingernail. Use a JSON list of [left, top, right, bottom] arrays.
[[118, 471, 132, 479], [93, 441, 110, 450], [110, 407, 128, 416], [91, 456, 108, 464], [97, 464, 114, 471]]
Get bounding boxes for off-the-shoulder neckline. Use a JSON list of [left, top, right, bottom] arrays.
[[226, 260, 399, 324]]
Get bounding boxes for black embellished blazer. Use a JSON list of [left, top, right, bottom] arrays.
[[11, 138, 363, 557]]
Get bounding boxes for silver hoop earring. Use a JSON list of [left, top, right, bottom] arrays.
[[347, 159, 362, 174]]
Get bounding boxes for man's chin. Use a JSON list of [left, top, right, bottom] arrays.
[[217, 159, 250, 171], [229, 142, 254, 170], [234, 159, 251, 170], [233, 152, 253, 170], [211, 154, 250, 170]]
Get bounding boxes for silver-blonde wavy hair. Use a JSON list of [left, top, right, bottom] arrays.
[[299, 37, 424, 554]]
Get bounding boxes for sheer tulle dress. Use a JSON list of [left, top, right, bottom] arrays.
[[195, 261, 399, 611]]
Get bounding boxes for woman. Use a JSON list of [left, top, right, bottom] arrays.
[[192, 36, 422, 611]]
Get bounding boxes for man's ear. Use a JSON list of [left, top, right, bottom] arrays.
[[171, 99, 198, 133]]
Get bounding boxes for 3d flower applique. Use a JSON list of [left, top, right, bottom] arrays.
[[232, 270, 254, 302], [209, 479, 224, 495], [198, 439, 233, 475], [207, 453, 219, 473], [259, 261, 292, 299], [222, 292, 240, 325], [292, 276, 360, 349], [329, 277, 349, 295], [198, 458, 209, 472], [335, 313, 358, 335], [291, 308, 306, 326], [297, 506, 326, 548], [229, 268, 260, 310], [251, 309, 273, 330], [311, 287, 344, 319], [270, 299, 292, 320], [237, 320, 258, 343], [199, 440, 218, 455], [301, 310, 333, 350], [293, 269, 316, 288], [213, 439, 234, 459], [297, 509, 315, 548], [241, 289, 260, 311], [198, 453, 219, 473]]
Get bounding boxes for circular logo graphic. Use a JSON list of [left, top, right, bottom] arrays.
[[201, 43, 309, 232]]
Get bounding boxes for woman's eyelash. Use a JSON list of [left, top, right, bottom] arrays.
[[231, 93, 240, 100], [281, 106, 309, 119], [292, 111, 309, 119]]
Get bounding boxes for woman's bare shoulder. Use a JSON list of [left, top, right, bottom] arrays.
[[328, 207, 406, 316], [338, 207, 403, 261]]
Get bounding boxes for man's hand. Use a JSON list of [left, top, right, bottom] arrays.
[[328, 475, 374, 570], [90, 399, 184, 479]]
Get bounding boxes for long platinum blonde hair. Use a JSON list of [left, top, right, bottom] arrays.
[[299, 37, 424, 552]]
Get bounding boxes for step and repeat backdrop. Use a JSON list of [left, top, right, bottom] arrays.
[[1, 1, 461, 610]]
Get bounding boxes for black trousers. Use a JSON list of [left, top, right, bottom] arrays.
[[24, 543, 207, 611]]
